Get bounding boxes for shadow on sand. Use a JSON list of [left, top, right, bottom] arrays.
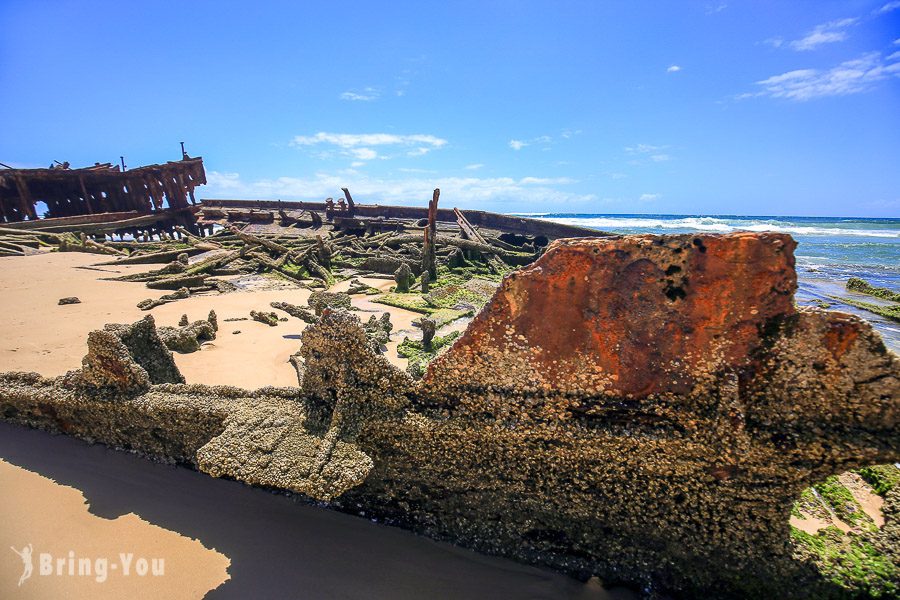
[[0, 422, 634, 599]]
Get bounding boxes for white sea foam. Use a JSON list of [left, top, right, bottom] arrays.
[[539, 216, 900, 238]]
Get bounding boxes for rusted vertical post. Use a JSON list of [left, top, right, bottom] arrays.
[[78, 175, 94, 213], [341, 187, 355, 216], [13, 175, 36, 220], [422, 188, 439, 280]]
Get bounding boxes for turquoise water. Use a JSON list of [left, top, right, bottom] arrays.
[[527, 214, 900, 351]]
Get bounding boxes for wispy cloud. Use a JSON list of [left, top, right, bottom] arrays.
[[519, 177, 575, 185], [789, 18, 858, 51], [339, 87, 380, 101], [508, 130, 581, 151], [705, 3, 727, 15], [290, 132, 447, 164], [204, 171, 589, 208], [292, 132, 447, 148], [749, 52, 900, 101], [626, 143, 666, 155], [878, 1, 900, 14], [349, 148, 378, 160], [464, 163, 484, 170], [667, 65, 682, 73], [624, 144, 675, 166], [639, 193, 660, 202]]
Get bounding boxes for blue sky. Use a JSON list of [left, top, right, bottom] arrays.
[[1, 1, 898, 216]]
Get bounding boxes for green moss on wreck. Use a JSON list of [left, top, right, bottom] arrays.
[[815, 476, 876, 529], [374, 274, 496, 315], [374, 292, 433, 314], [332, 253, 366, 267], [794, 487, 830, 521], [847, 278, 900, 303], [858, 465, 900, 497], [418, 308, 472, 328], [828, 295, 900, 323], [792, 527, 898, 598], [791, 471, 900, 597], [398, 331, 461, 378]]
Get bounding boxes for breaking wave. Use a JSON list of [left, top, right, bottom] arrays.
[[535, 215, 900, 238]]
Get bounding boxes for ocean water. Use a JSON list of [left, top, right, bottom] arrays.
[[527, 214, 900, 352]]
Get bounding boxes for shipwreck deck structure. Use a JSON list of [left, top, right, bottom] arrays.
[[196, 197, 602, 241]]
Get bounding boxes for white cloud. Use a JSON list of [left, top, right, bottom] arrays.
[[292, 132, 447, 149], [753, 52, 900, 100], [608, 173, 628, 180], [508, 130, 579, 151], [624, 144, 674, 165], [519, 177, 575, 185], [639, 193, 660, 202], [705, 3, 727, 15], [667, 65, 682, 73], [339, 87, 380, 101], [351, 161, 365, 168], [878, 1, 900, 14], [888, 51, 900, 61], [290, 132, 447, 163], [349, 148, 378, 160], [464, 163, 484, 170], [789, 18, 857, 51], [626, 143, 665, 154], [894, 38, 900, 45], [204, 171, 591, 208]]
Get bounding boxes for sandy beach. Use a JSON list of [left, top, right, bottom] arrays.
[[0, 252, 427, 388]]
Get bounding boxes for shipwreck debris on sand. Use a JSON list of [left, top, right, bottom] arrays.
[[1, 231, 897, 598]]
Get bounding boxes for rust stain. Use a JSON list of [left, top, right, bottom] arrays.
[[427, 233, 798, 399]]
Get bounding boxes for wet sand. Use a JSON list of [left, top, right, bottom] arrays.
[[0, 252, 423, 387], [0, 422, 632, 599]]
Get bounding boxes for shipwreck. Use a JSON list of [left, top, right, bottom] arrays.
[[0, 162, 897, 598]]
